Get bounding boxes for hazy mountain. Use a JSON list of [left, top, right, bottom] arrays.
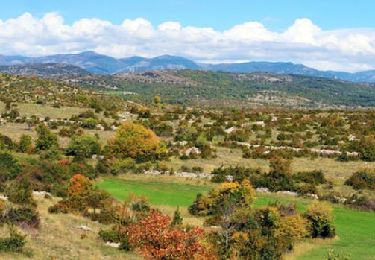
[[1, 52, 375, 82], [0, 52, 199, 74], [0, 63, 91, 77]]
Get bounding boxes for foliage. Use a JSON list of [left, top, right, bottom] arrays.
[[0, 206, 40, 229], [17, 134, 33, 153], [126, 210, 215, 260], [35, 124, 58, 150], [294, 170, 327, 185], [0, 227, 26, 252], [171, 207, 183, 226], [0, 153, 21, 188], [68, 135, 101, 160], [344, 169, 375, 190], [107, 122, 166, 162], [5, 178, 35, 206], [304, 202, 336, 238]]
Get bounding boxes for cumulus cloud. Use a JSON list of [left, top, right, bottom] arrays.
[[0, 13, 375, 72]]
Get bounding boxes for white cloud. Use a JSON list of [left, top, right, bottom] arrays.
[[0, 13, 375, 72]]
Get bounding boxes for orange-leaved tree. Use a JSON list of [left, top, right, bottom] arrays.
[[126, 210, 216, 260], [68, 173, 93, 198]]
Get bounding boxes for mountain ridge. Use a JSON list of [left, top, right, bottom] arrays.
[[1, 52, 375, 83]]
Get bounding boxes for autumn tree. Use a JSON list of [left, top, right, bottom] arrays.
[[107, 122, 166, 161], [126, 210, 215, 260]]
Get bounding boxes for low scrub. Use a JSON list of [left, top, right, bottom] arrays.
[[345, 170, 375, 190]]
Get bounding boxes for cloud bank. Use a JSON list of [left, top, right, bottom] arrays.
[[1, 13, 375, 72]]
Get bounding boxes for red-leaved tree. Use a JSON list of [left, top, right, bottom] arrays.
[[126, 210, 216, 260]]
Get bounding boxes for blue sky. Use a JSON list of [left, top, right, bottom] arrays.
[[1, 0, 374, 31], [0, 0, 375, 72]]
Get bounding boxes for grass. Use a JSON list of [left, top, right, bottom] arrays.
[[98, 175, 375, 260], [168, 147, 375, 182], [255, 195, 375, 260], [0, 196, 139, 260], [96, 175, 212, 207]]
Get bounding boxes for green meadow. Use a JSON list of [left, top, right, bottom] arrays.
[[98, 175, 375, 260]]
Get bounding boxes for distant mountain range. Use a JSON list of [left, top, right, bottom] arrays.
[[0, 63, 90, 77], [1, 51, 375, 83]]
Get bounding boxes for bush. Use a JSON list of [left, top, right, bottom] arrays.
[[304, 202, 335, 238], [35, 124, 58, 150], [0, 228, 26, 252], [98, 227, 131, 250], [5, 179, 35, 206], [345, 170, 375, 190], [68, 135, 101, 160], [294, 170, 326, 185], [0, 207, 40, 228], [0, 153, 21, 185]]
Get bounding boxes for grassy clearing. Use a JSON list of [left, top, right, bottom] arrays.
[[98, 175, 375, 260], [0, 196, 139, 260], [96, 175, 212, 207]]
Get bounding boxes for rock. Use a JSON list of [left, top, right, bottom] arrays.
[[256, 187, 270, 193], [106, 242, 120, 248], [33, 191, 52, 197], [77, 225, 92, 231], [305, 193, 319, 200], [276, 191, 298, 197]]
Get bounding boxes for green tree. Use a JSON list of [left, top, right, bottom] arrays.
[[171, 207, 183, 226], [68, 135, 101, 160], [0, 153, 21, 185], [35, 124, 58, 150], [18, 134, 33, 153]]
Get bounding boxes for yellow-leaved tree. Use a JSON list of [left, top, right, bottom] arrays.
[[107, 122, 167, 162]]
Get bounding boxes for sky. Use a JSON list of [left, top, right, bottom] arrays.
[[0, 0, 375, 72]]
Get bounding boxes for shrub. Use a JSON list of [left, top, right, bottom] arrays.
[[5, 179, 35, 206], [0, 228, 26, 252], [345, 170, 375, 190], [68, 135, 101, 160], [126, 210, 214, 259], [0, 207, 40, 229], [0, 153, 21, 185], [295, 183, 318, 195], [18, 134, 33, 153], [98, 227, 131, 250], [171, 207, 183, 226], [35, 124, 58, 150], [294, 170, 326, 185], [304, 202, 335, 238]]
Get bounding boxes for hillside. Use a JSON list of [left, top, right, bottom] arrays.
[[76, 70, 375, 108], [0, 63, 91, 78]]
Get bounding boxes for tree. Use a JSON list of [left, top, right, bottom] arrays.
[[171, 207, 183, 226], [35, 124, 58, 150], [153, 95, 161, 106], [68, 174, 93, 198], [107, 122, 166, 161], [0, 153, 21, 185], [5, 178, 35, 206], [304, 202, 335, 238], [68, 135, 101, 160], [126, 210, 215, 260], [18, 134, 33, 153]]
